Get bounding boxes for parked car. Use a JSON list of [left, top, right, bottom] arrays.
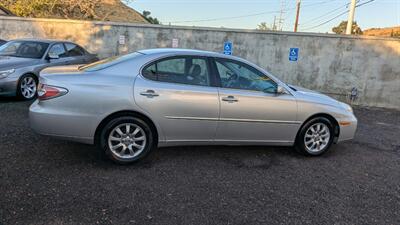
[[0, 39, 6, 46], [29, 49, 357, 164], [0, 39, 98, 100]]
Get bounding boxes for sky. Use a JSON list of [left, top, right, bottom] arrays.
[[128, 0, 400, 33]]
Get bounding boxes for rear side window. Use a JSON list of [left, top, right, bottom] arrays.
[[142, 56, 210, 86], [48, 43, 68, 58], [65, 43, 85, 56]]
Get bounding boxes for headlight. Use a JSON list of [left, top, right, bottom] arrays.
[[341, 102, 353, 113], [0, 69, 15, 79]]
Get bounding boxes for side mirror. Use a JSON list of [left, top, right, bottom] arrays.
[[276, 85, 286, 95], [47, 53, 60, 60]]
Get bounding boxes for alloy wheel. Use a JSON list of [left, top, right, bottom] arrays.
[[304, 123, 331, 153], [20, 76, 37, 99], [107, 123, 147, 159]]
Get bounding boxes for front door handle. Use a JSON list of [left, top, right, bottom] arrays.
[[140, 90, 159, 98], [221, 95, 238, 103]]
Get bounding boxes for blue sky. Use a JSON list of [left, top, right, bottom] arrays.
[[128, 0, 400, 33]]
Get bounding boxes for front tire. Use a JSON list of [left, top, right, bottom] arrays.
[[99, 116, 156, 164], [17, 74, 37, 100], [295, 117, 335, 156]]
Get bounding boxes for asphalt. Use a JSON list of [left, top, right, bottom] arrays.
[[0, 97, 399, 225]]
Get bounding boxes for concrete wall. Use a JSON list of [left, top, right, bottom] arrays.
[[0, 16, 399, 109]]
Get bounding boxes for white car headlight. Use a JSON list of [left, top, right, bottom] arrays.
[[0, 69, 15, 79]]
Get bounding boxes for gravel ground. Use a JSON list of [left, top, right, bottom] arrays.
[[1, 98, 399, 225]]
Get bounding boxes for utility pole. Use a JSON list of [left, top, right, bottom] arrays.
[[272, 16, 277, 31], [345, 0, 357, 35], [294, 0, 301, 32]]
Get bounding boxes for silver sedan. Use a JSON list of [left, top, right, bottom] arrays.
[[0, 39, 98, 100], [29, 49, 357, 164]]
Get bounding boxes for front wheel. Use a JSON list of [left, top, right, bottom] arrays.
[[295, 117, 335, 156], [17, 74, 37, 100], [98, 116, 156, 164]]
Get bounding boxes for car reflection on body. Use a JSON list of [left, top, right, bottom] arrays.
[[29, 48, 357, 164], [0, 39, 98, 100]]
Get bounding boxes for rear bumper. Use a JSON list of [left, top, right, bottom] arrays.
[[0, 77, 18, 96], [29, 100, 95, 144], [337, 114, 358, 142]]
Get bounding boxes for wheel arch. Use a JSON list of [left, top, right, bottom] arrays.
[[297, 113, 340, 142], [94, 110, 159, 146]]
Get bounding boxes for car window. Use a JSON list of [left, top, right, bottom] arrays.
[[79, 52, 143, 72], [48, 43, 68, 58], [65, 43, 85, 56], [215, 58, 277, 93], [142, 56, 210, 86], [0, 41, 49, 59]]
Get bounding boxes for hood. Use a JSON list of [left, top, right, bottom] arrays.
[[0, 56, 41, 70], [40, 65, 83, 76], [289, 84, 341, 107]]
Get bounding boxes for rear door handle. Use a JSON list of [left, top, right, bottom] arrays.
[[221, 95, 238, 102], [140, 90, 159, 98]]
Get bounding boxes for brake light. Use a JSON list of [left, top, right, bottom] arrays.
[[37, 84, 68, 100]]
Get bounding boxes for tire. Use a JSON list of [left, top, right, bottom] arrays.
[[17, 74, 37, 100], [295, 117, 335, 156], [98, 116, 156, 164]]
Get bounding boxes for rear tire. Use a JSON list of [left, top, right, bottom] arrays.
[[295, 117, 335, 156], [17, 74, 37, 100], [98, 116, 156, 164]]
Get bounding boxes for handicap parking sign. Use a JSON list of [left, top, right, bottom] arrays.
[[223, 42, 233, 55], [289, 48, 299, 61]]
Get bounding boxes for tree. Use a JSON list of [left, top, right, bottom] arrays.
[[332, 21, 363, 35], [142, 10, 160, 24], [257, 22, 270, 31]]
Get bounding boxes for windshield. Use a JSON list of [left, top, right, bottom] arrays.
[[79, 52, 144, 72], [0, 41, 49, 59]]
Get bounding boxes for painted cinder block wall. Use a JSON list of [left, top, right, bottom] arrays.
[[0, 16, 399, 109]]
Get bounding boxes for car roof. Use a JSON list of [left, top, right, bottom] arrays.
[[10, 38, 75, 44], [138, 48, 228, 58]]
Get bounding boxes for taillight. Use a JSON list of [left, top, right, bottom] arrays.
[[37, 84, 68, 100]]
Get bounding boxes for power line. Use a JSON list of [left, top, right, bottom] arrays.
[[169, 0, 334, 24], [301, 0, 376, 31]]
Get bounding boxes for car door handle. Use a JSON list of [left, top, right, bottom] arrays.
[[140, 90, 159, 98], [222, 96, 238, 102]]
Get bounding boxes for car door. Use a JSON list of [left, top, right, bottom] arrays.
[[46, 43, 72, 66], [134, 55, 219, 142], [213, 57, 299, 143]]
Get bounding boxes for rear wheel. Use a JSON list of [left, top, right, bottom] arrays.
[[99, 116, 156, 164], [17, 74, 37, 100], [295, 117, 335, 156]]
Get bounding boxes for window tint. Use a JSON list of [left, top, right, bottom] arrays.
[[143, 56, 210, 86], [79, 52, 143, 72], [0, 41, 49, 59], [48, 43, 67, 58], [216, 59, 277, 93], [65, 43, 85, 56]]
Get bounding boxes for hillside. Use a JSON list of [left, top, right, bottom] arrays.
[[0, 0, 149, 23], [363, 26, 400, 38]]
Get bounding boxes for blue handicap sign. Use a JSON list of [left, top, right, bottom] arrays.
[[289, 48, 299, 61], [223, 42, 233, 55]]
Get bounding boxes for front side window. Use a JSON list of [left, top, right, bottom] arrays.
[[143, 56, 210, 86], [48, 43, 68, 58], [215, 58, 277, 93], [0, 41, 49, 59], [65, 43, 85, 56]]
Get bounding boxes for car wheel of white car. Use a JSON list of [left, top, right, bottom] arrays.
[[17, 74, 37, 100], [295, 117, 335, 156], [99, 116, 156, 164]]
